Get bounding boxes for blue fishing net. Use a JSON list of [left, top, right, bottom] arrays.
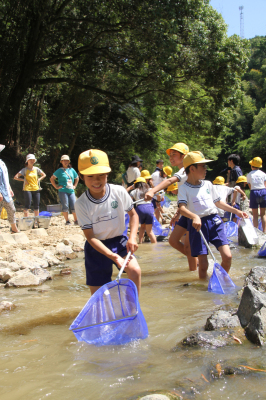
[[152, 216, 170, 236], [224, 221, 238, 237], [258, 241, 266, 257], [208, 262, 236, 294], [161, 195, 171, 208], [69, 278, 148, 346], [258, 219, 262, 231], [123, 213, 130, 236]]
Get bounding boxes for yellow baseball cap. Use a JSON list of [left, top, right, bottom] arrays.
[[166, 142, 189, 156], [134, 177, 146, 184], [167, 182, 178, 192], [163, 166, 172, 176], [236, 175, 247, 184], [249, 157, 262, 168], [183, 151, 213, 169], [213, 176, 225, 185], [78, 149, 111, 174]]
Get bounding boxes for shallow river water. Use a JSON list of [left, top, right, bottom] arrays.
[[1, 240, 266, 400]]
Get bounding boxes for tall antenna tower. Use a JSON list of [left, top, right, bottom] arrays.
[[239, 6, 244, 39]]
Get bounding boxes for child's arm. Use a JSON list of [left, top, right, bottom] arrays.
[[127, 208, 139, 253], [145, 176, 178, 201], [179, 203, 202, 231], [215, 200, 249, 219], [232, 186, 246, 206], [83, 229, 129, 269]]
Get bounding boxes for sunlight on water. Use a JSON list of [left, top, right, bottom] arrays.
[[0, 241, 266, 400]]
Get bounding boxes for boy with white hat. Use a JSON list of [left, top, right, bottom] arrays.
[[178, 151, 248, 279], [74, 149, 141, 295], [247, 157, 266, 232]]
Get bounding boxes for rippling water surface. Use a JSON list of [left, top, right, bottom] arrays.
[[1, 240, 266, 400]]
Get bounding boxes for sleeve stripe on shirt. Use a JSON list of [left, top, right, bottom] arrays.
[[82, 224, 92, 230], [178, 200, 187, 205], [126, 205, 134, 212], [213, 197, 221, 203]]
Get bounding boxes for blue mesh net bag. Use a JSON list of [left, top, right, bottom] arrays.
[[224, 221, 238, 237], [161, 195, 171, 208], [152, 216, 169, 236], [258, 241, 266, 257], [208, 263, 236, 294], [123, 213, 130, 236], [258, 219, 263, 231], [69, 253, 148, 346]]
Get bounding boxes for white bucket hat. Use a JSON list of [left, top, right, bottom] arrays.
[[0, 144, 5, 152], [26, 154, 36, 162], [60, 155, 70, 161]]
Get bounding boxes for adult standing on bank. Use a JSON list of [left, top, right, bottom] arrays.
[[126, 155, 142, 187], [0, 145, 19, 233], [50, 155, 79, 225], [14, 154, 46, 217]]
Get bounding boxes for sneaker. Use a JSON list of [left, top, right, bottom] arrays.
[[65, 220, 71, 225], [74, 220, 79, 226]]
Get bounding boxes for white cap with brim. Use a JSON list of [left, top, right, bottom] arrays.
[[0, 145, 5, 152], [26, 154, 36, 162]]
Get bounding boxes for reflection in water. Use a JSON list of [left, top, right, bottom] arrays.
[[0, 242, 266, 400]]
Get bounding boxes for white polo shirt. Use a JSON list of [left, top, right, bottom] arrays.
[[130, 189, 151, 205], [174, 167, 187, 186], [151, 170, 165, 187], [74, 184, 133, 240], [214, 185, 234, 217], [247, 170, 266, 190], [178, 180, 221, 217]]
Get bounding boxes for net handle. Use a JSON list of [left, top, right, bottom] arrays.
[[132, 190, 164, 205], [116, 251, 132, 281], [199, 229, 217, 263]]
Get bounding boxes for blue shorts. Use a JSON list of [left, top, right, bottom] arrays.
[[136, 203, 154, 224], [84, 235, 128, 286], [176, 215, 188, 230], [188, 214, 228, 257], [152, 198, 159, 209], [224, 203, 240, 220], [250, 189, 266, 209]]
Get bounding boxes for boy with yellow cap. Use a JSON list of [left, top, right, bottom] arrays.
[[247, 157, 266, 232], [145, 142, 197, 271], [74, 149, 141, 295], [178, 151, 249, 279]]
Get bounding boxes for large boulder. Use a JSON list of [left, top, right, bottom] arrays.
[[7, 249, 49, 269], [205, 309, 240, 331], [55, 242, 74, 255], [244, 266, 266, 292]]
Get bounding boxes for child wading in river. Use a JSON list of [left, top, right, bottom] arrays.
[[178, 151, 248, 279], [74, 149, 141, 296], [145, 143, 197, 271], [247, 157, 266, 232]]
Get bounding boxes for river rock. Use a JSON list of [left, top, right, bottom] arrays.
[[0, 300, 15, 311], [0, 268, 15, 282], [29, 228, 48, 237], [55, 242, 74, 255], [139, 395, 171, 400], [179, 331, 232, 348], [244, 266, 266, 292], [5, 267, 51, 287], [64, 234, 85, 247], [7, 249, 49, 269], [0, 233, 16, 244], [205, 309, 241, 330], [12, 232, 30, 244]]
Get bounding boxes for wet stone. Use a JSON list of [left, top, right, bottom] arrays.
[[244, 266, 266, 293], [179, 330, 234, 349], [205, 309, 241, 331]]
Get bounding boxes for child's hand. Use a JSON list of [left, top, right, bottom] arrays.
[[145, 190, 154, 201], [112, 254, 131, 270], [192, 215, 201, 232], [170, 210, 180, 227], [126, 237, 138, 253], [237, 211, 249, 219], [231, 201, 235, 206]]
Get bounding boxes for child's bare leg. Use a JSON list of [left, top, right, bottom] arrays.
[[198, 255, 209, 279], [155, 207, 160, 222], [252, 208, 259, 228], [218, 244, 232, 273], [139, 224, 146, 243], [261, 208, 266, 232], [169, 224, 187, 256], [125, 256, 141, 295], [184, 232, 197, 271], [146, 224, 157, 243], [89, 286, 101, 296]]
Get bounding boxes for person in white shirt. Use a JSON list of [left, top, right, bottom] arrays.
[[126, 155, 142, 187], [178, 151, 248, 279], [247, 157, 266, 232], [130, 177, 157, 244], [74, 149, 141, 296]]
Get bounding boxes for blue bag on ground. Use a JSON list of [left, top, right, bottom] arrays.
[[152, 216, 170, 237], [69, 278, 148, 346], [208, 262, 236, 294], [224, 221, 238, 237], [160, 195, 171, 208], [258, 241, 266, 257], [39, 211, 52, 217]]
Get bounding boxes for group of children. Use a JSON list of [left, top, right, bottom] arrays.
[[74, 144, 266, 296]]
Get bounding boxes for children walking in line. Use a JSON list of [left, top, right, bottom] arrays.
[[178, 151, 248, 279], [145, 142, 197, 271], [74, 149, 141, 296], [130, 177, 157, 244], [247, 157, 266, 232]]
